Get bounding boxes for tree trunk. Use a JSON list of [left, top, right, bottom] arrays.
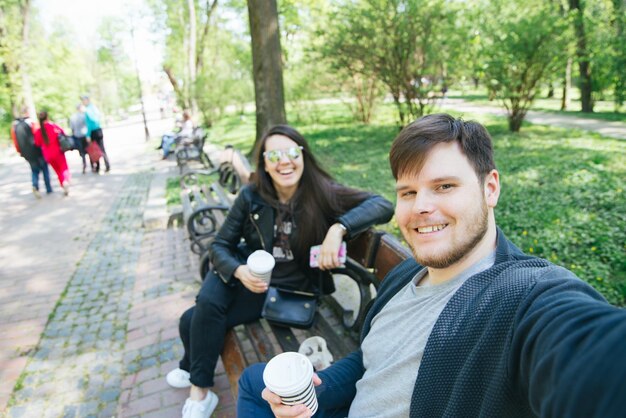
[[508, 112, 525, 132], [561, 57, 572, 110], [196, 0, 219, 71], [187, 0, 198, 116], [612, 0, 625, 109], [508, 100, 527, 132], [0, 8, 18, 116], [247, 0, 287, 146], [19, 0, 36, 119], [569, 0, 594, 112]]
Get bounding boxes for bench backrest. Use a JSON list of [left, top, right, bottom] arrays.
[[347, 228, 412, 286], [372, 233, 413, 282]]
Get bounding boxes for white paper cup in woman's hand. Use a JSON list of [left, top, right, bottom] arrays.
[[247, 250, 275, 284], [263, 352, 318, 414]]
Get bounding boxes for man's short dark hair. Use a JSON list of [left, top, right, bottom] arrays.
[[389, 113, 496, 182]]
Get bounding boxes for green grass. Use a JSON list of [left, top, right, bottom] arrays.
[[197, 102, 626, 306], [448, 87, 626, 123], [166, 177, 182, 207]]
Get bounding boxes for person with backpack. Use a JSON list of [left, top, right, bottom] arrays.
[[33, 110, 71, 196], [10, 106, 52, 198]]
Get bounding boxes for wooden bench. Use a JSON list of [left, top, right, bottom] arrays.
[[179, 146, 253, 280], [220, 229, 413, 399], [175, 127, 212, 173]]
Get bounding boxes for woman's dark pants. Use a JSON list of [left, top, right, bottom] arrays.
[[178, 271, 266, 387]]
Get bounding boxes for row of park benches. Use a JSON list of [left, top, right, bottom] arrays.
[[170, 127, 212, 173], [172, 140, 413, 401]]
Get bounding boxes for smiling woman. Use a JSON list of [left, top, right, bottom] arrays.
[[167, 124, 394, 418]]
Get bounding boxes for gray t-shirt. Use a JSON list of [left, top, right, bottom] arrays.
[[70, 112, 87, 138], [348, 252, 496, 418]]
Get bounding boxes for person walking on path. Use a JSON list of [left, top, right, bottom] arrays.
[[238, 114, 626, 418], [166, 125, 394, 418], [69, 103, 88, 174], [81, 95, 111, 173], [10, 106, 53, 198], [33, 110, 71, 196]]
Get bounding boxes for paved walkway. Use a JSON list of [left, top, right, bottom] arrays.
[[440, 98, 626, 140], [0, 116, 234, 417]]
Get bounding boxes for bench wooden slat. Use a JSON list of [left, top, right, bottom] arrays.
[[245, 321, 280, 362], [373, 233, 413, 282], [346, 228, 385, 268], [222, 328, 247, 399], [268, 323, 301, 353]]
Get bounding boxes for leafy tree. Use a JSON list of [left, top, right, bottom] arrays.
[[28, 23, 94, 123], [0, 0, 94, 133], [195, 28, 253, 124], [93, 17, 139, 117], [0, 0, 35, 118], [317, 0, 461, 125], [612, 0, 626, 109], [149, 0, 219, 123], [480, 0, 571, 131]]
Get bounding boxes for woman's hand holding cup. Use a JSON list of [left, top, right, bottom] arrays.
[[235, 265, 269, 293], [239, 250, 275, 293]]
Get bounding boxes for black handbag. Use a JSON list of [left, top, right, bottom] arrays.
[[59, 133, 74, 152], [261, 287, 318, 329]]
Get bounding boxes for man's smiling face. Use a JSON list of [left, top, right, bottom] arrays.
[[395, 141, 495, 271]]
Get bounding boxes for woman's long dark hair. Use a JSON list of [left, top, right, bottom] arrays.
[[253, 125, 370, 260], [38, 110, 50, 145]]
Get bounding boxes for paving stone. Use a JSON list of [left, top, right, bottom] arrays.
[[100, 388, 121, 403]]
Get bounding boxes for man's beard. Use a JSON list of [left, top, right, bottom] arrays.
[[411, 199, 489, 269]]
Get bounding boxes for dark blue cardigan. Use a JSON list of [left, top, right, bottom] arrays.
[[317, 228, 626, 417]]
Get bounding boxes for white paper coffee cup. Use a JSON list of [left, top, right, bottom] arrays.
[[263, 352, 318, 415], [247, 250, 275, 284]]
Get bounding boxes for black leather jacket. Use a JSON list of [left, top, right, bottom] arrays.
[[210, 184, 394, 294]]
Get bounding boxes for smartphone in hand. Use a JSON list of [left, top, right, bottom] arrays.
[[309, 242, 347, 268]]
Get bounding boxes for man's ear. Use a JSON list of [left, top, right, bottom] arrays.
[[484, 169, 500, 208]]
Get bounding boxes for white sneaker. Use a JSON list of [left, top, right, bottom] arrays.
[[182, 391, 219, 418], [166, 368, 192, 388], [62, 181, 70, 196]]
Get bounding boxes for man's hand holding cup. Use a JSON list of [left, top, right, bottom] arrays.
[[262, 352, 321, 417]]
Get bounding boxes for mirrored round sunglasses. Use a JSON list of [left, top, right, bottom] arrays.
[[263, 146, 304, 163]]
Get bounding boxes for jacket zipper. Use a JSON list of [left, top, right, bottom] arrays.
[[249, 213, 267, 250]]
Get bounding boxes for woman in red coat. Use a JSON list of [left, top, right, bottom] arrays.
[[33, 111, 71, 196]]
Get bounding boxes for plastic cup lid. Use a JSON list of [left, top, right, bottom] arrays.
[[247, 250, 275, 273], [263, 352, 313, 396]]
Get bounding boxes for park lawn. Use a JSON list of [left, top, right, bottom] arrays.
[[177, 103, 625, 306], [448, 87, 626, 123]]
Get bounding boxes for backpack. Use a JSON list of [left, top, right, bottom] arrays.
[[13, 118, 40, 161]]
